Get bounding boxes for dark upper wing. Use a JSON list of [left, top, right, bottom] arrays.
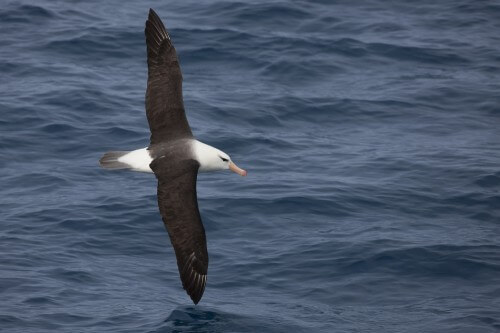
[[145, 9, 193, 144], [150, 157, 208, 304]]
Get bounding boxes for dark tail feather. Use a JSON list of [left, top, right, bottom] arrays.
[[99, 151, 129, 169]]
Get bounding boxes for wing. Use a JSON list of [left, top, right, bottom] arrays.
[[150, 157, 208, 304], [145, 9, 193, 144]]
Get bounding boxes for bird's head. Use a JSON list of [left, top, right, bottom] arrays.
[[193, 141, 247, 176]]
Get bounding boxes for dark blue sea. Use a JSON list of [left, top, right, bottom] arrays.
[[2, 1, 500, 332]]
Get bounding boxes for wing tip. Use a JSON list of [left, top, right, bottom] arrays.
[[146, 8, 165, 31], [190, 293, 202, 305], [180, 258, 207, 305], [186, 276, 206, 305], [145, 8, 170, 49], [183, 272, 206, 305], [148, 8, 159, 21]]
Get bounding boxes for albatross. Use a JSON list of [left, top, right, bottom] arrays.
[[99, 8, 247, 304]]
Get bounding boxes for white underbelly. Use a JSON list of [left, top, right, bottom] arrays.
[[118, 147, 153, 173]]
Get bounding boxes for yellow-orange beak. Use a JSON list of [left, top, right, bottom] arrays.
[[229, 161, 247, 176]]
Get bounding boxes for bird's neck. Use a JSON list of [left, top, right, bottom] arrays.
[[191, 140, 223, 172]]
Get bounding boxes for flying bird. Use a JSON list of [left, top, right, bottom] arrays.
[[99, 8, 247, 304]]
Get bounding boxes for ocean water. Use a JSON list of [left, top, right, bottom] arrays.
[[1, 0, 500, 332]]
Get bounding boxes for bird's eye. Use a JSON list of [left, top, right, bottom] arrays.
[[220, 156, 229, 162]]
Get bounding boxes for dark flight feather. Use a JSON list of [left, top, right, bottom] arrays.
[[150, 157, 208, 304], [145, 9, 193, 145]]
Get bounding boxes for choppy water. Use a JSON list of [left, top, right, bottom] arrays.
[[2, 1, 500, 332]]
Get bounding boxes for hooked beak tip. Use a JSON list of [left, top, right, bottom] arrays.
[[229, 162, 247, 177]]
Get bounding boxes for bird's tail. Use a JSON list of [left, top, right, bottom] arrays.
[[99, 151, 130, 169]]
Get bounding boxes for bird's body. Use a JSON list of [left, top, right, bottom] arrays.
[[99, 9, 246, 304], [100, 139, 233, 174]]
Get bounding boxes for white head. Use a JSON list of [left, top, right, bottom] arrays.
[[192, 140, 247, 176]]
